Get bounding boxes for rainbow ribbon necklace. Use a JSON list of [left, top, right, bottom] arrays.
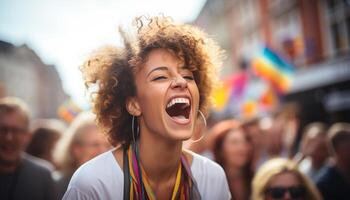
[[127, 143, 201, 200]]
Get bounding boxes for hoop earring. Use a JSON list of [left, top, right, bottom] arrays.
[[190, 110, 207, 143], [198, 110, 207, 128], [132, 115, 139, 144]]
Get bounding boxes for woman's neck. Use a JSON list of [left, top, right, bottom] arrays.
[[138, 131, 183, 183], [225, 165, 244, 179], [225, 165, 250, 200]]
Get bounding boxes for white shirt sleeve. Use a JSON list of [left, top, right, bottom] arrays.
[[61, 151, 124, 200], [63, 186, 93, 200], [191, 152, 231, 200]]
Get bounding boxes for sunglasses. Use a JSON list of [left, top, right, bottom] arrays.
[[265, 186, 306, 199]]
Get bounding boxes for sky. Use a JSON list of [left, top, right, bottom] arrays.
[[0, 0, 206, 108]]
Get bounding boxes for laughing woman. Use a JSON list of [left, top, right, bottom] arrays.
[[62, 16, 230, 200]]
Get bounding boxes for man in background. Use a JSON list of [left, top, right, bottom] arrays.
[[316, 122, 350, 200], [0, 97, 54, 200]]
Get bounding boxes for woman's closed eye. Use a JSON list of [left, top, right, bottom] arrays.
[[183, 75, 194, 80], [152, 76, 168, 81]]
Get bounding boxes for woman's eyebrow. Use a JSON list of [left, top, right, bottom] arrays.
[[147, 66, 168, 77], [179, 66, 191, 71]]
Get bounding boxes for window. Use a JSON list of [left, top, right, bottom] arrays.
[[331, 22, 342, 50], [325, 0, 350, 55], [346, 16, 350, 46]]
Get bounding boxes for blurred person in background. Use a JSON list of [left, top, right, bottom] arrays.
[[0, 97, 54, 200], [63, 15, 231, 200], [213, 124, 254, 200], [316, 122, 350, 200], [53, 111, 111, 199], [256, 104, 300, 169], [26, 119, 65, 171], [242, 118, 264, 170], [296, 122, 329, 181], [252, 158, 322, 200]]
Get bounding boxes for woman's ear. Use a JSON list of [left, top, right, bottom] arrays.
[[126, 97, 141, 116]]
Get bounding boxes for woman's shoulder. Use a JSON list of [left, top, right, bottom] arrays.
[[72, 149, 122, 183], [63, 149, 124, 199], [185, 150, 231, 200], [185, 150, 225, 176]]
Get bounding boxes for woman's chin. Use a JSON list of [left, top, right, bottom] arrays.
[[162, 113, 195, 141], [166, 129, 193, 141]]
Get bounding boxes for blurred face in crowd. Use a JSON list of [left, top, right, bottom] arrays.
[[265, 172, 305, 200], [306, 136, 329, 166], [265, 116, 285, 155], [0, 110, 30, 168], [222, 128, 251, 168], [71, 125, 110, 167], [244, 121, 263, 147]]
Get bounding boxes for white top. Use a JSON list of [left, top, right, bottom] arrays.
[[63, 150, 231, 200]]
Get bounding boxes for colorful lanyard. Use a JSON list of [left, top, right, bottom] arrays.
[[126, 143, 200, 200]]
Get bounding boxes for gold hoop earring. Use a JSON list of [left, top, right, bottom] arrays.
[[132, 115, 139, 144], [189, 110, 207, 143]]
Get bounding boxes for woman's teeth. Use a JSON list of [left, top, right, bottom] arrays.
[[166, 97, 190, 108]]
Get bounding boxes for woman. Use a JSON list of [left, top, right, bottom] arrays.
[[26, 120, 64, 170], [252, 158, 322, 200], [62, 15, 230, 200], [213, 124, 253, 200], [54, 112, 111, 199]]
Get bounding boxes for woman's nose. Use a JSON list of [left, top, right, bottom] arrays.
[[171, 76, 187, 89]]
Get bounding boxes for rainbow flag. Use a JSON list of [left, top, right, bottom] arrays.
[[259, 86, 278, 111], [212, 71, 248, 111], [251, 47, 294, 93]]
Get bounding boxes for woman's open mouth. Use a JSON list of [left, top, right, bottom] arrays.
[[165, 97, 191, 124]]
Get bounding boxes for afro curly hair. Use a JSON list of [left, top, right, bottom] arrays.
[[81, 15, 224, 146]]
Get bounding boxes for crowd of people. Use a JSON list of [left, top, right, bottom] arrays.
[[0, 97, 110, 199], [1, 15, 349, 200], [1, 96, 349, 200], [185, 105, 350, 200]]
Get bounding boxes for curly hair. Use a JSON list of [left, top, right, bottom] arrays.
[[81, 15, 224, 146]]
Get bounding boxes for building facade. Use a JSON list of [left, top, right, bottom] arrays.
[[0, 40, 68, 118], [194, 0, 350, 123]]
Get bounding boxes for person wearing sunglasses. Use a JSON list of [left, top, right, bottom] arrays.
[[252, 158, 322, 200]]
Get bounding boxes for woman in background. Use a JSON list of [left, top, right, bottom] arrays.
[[26, 119, 65, 171], [252, 158, 322, 200], [53, 112, 110, 199], [213, 124, 254, 200]]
